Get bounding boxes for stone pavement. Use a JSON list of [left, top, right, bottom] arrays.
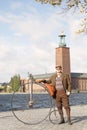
[[0, 105, 87, 130]]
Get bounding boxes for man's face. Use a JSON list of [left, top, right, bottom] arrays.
[[56, 66, 62, 73]]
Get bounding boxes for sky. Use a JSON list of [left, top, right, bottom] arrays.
[[0, 0, 87, 83]]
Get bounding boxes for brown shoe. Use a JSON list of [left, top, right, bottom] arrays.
[[68, 119, 72, 125], [59, 118, 65, 124]]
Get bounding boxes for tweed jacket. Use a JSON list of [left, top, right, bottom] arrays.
[[46, 72, 71, 92]]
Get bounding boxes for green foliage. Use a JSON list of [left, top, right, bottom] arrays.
[[77, 88, 80, 93], [0, 86, 4, 92], [35, 1, 87, 15], [35, 1, 87, 34], [35, 0, 62, 5], [35, 0, 87, 8], [9, 74, 21, 92]]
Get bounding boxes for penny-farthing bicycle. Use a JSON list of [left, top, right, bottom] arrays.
[[11, 74, 60, 125]]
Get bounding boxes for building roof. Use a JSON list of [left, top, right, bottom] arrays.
[[71, 72, 87, 78], [33, 72, 87, 79], [33, 72, 54, 79]]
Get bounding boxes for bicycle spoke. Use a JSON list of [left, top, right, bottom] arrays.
[[11, 83, 52, 125], [49, 109, 60, 124]]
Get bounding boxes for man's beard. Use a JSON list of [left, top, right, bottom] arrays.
[[56, 70, 62, 73]]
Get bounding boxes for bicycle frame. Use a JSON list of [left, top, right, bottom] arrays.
[[11, 73, 54, 125]]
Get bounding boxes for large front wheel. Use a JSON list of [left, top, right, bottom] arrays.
[[11, 82, 52, 125]]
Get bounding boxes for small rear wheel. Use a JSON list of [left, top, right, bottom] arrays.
[[49, 98, 60, 124], [49, 108, 60, 124]]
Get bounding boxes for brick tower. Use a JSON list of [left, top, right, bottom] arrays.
[[56, 32, 70, 74]]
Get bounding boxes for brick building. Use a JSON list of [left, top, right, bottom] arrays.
[[21, 33, 87, 92], [71, 73, 87, 91], [21, 72, 87, 92], [34, 73, 87, 92]]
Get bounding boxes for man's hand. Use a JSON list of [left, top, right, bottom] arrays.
[[36, 79, 47, 83], [66, 91, 70, 96], [36, 79, 42, 83], [36, 79, 44, 83]]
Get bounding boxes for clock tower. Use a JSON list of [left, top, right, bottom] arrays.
[[56, 32, 71, 74]]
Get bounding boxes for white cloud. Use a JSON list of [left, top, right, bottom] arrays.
[[0, 15, 10, 23], [0, 1, 87, 82], [10, 1, 22, 10]]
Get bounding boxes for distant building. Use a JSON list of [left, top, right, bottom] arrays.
[[71, 73, 87, 91], [21, 72, 87, 92], [55, 32, 87, 91], [34, 73, 87, 91], [21, 33, 87, 92]]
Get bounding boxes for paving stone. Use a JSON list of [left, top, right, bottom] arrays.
[[0, 93, 87, 130]]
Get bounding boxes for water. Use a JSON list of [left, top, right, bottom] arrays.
[[70, 92, 87, 106], [0, 92, 87, 111]]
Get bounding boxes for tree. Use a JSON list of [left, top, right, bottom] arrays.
[[9, 74, 21, 92], [35, 0, 87, 34], [35, 0, 87, 10]]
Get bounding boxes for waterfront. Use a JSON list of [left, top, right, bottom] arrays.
[[0, 92, 87, 130], [0, 92, 87, 111]]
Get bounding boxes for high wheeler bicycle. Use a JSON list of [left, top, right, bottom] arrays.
[[11, 74, 60, 125]]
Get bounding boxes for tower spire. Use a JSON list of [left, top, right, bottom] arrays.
[[58, 31, 66, 47]]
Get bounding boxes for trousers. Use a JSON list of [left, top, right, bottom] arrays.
[[56, 89, 71, 119]]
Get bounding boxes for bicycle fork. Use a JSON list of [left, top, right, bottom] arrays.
[[29, 74, 33, 108]]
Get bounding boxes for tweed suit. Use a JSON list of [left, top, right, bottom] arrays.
[[46, 72, 72, 123], [46, 73, 71, 92]]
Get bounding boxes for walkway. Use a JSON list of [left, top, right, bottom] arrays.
[[0, 105, 87, 130]]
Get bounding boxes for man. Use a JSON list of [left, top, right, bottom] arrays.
[[37, 65, 72, 125]]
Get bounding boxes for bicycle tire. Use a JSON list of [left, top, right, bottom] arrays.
[[11, 82, 52, 125], [49, 108, 60, 124], [49, 99, 60, 124]]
